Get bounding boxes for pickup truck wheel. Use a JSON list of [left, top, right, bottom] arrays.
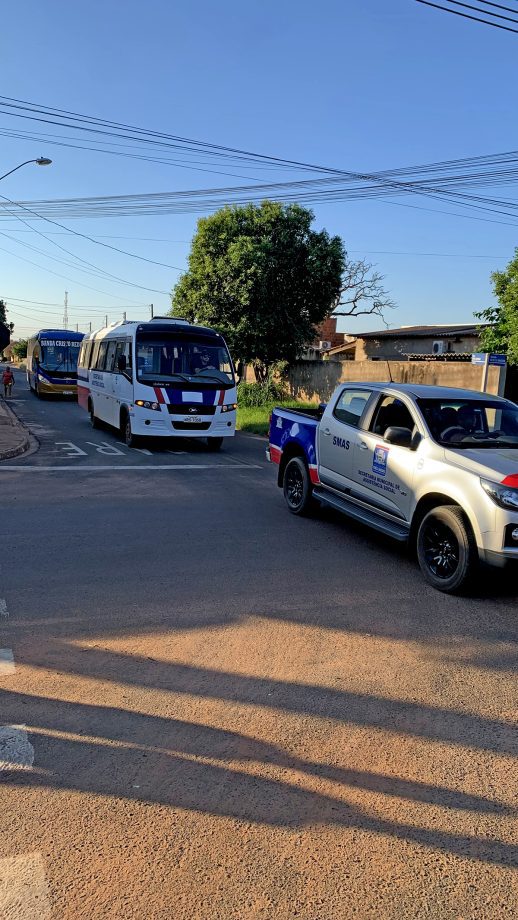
[[283, 456, 313, 515], [417, 505, 477, 593]]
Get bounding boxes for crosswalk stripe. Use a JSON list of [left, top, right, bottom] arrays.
[[0, 650, 15, 675], [0, 726, 34, 772]]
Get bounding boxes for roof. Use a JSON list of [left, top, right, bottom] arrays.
[[336, 381, 508, 402], [353, 324, 484, 340]]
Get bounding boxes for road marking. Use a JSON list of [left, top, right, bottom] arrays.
[[0, 599, 8, 619], [55, 441, 88, 457], [0, 725, 34, 771], [0, 853, 51, 920], [0, 650, 15, 675], [86, 440, 126, 455], [0, 463, 262, 471]]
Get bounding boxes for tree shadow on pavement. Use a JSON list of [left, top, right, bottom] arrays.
[[1, 689, 516, 869]]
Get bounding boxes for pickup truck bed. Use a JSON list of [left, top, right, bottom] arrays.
[[268, 406, 321, 484]]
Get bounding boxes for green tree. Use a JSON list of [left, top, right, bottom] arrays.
[[0, 299, 14, 336], [12, 339, 28, 360], [477, 248, 518, 365], [170, 201, 345, 382]]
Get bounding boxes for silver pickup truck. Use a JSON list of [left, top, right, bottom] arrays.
[[267, 383, 518, 593]]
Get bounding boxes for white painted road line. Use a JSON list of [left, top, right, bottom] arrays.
[[0, 853, 52, 920], [0, 650, 15, 675], [0, 463, 262, 471], [0, 599, 8, 618], [0, 726, 34, 772]]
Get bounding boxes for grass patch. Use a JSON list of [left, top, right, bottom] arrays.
[[237, 401, 318, 436]]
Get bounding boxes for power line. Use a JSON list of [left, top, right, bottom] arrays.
[[0, 240, 152, 303], [414, 0, 518, 32], [0, 192, 183, 274], [444, 0, 518, 24]]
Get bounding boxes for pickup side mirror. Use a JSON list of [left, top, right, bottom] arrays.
[[318, 402, 327, 419], [384, 426, 413, 449], [117, 355, 127, 371]]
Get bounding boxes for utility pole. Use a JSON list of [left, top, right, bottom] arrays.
[[105, 315, 108, 327], [63, 291, 69, 330], [150, 303, 154, 318], [123, 311, 126, 321], [75, 323, 79, 332], [89, 322, 92, 333]]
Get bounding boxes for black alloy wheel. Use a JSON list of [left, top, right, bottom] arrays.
[[416, 505, 477, 593], [283, 456, 313, 515]]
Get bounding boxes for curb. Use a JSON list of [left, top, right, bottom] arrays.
[[0, 399, 31, 461]]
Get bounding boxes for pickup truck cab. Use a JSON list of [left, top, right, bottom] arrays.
[[267, 383, 518, 592]]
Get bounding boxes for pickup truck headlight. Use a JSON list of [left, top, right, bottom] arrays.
[[221, 403, 237, 413], [481, 478, 518, 510]]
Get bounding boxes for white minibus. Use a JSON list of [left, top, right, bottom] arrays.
[[77, 318, 237, 449]]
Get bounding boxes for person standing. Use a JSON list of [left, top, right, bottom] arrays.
[[2, 366, 14, 397]]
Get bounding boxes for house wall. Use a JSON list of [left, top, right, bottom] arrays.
[[356, 333, 480, 361], [275, 359, 505, 402]]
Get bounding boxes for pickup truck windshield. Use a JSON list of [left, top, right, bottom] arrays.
[[417, 398, 518, 449], [136, 334, 235, 387]]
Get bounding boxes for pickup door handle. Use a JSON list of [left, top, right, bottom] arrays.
[[322, 427, 331, 436], [359, 441, 369, 450]]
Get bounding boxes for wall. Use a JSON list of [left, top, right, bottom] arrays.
[[357, 333, 480, 361], [280, 359, 505, 402]]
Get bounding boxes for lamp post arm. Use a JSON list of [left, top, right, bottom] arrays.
[[0, 160, 40, 183]]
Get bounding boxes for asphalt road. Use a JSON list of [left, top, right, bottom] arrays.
[[1, 369, 517, 919]]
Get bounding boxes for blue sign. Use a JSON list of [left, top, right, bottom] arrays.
[[471, 352, 507, 367], [373, 445, 389, 476]]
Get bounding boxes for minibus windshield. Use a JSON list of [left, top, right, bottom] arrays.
[[136, 334, 235, 386]]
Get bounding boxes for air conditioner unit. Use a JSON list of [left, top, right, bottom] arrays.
[[319, 340, 332, 351], [432, 340, 446, 354]]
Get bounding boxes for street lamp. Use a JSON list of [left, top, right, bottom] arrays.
[[0, 157, 52, 183]]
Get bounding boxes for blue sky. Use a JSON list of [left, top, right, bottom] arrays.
[[1, 0, 517, 338]]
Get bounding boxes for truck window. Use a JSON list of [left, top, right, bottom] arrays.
[[370, 396, 416, 437], [333, 389, 372, 427]]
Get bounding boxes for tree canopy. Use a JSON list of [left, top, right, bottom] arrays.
[[12, 339, 28, 359], [170, 201, 345, 381], [477, 248, 518, 365]]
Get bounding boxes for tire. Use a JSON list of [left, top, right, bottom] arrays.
[[89, 402, 100, 429], [206, 437, 223, 451], [416, 505, 478, 593], [283, 456, 313, 515], [122, 411, 138, 448]]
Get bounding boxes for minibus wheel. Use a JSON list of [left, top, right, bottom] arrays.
[[122, 411, 138, 448], [207, 437, 223, 451], [89, 402, 100, 429]]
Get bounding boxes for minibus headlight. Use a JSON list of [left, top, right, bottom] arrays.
[[481, 478, 518, 510], [38, 373, 45, 382], [135, 399, 161, 411], [221, 403, 238, 413]]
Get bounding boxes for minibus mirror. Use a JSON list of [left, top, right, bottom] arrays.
[[117, 355, 127, 371]]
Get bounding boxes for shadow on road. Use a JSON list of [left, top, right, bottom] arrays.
[[2, 689, 516, 868]]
